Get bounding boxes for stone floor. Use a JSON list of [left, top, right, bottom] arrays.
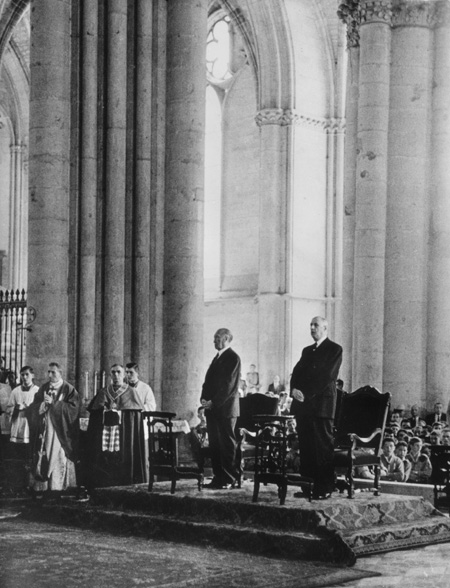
[[1, 507, 450, 587], [0, 514, 375, 588], [344, 543, 450, 588]]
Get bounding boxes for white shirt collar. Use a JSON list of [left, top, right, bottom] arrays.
[[217, 347, 229, 357], [315, 335, 327, 348]]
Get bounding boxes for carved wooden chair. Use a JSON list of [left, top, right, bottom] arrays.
[[334, 386, 391, 498], [143, 411, 203, 493], [430, 445, 450, 511], [251, 414, 314, 505], [235, 393, 280, 487]]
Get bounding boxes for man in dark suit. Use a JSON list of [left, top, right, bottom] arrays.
[[200, 328, 241, 489], [425, 402, 447, 426], [290, 316, 342, 499], [404, 404, 426, 429]]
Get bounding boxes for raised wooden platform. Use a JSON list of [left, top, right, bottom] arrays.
[[21, 480, 450, 566]]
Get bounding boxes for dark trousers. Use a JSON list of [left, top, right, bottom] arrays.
[[296, 414, 335, 495], [205, 411, 238, 485]]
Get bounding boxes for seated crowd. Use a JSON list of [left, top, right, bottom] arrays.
[[356, 401, 449, 484]]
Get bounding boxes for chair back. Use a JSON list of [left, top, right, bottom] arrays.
[[143, 411, 177, 468], [237, 393, 279, 432], [334, 386, 391, 451], [430, 446, 450, 486]]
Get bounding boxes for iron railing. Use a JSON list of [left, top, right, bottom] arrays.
[[0, 289, 28, 386]]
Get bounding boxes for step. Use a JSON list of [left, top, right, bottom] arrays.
[[342, 514, 450, 556], [90, 484, 440, 533], [21, 501, 356, 566]]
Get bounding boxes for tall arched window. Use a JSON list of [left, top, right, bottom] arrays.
[[204, 11, 257, 298]]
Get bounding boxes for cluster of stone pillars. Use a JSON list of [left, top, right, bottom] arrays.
[[340, 0, 450, 409], [27, 0, 209, 421]]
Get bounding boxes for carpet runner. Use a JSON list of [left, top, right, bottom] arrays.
[[21, 481, 450, 566]]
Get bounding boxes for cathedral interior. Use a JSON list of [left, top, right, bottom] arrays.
[[0, 0, 449, 423]]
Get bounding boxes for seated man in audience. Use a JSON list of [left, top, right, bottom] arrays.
[[278, 391, 292, 416], [395, 441, 411, 482], [431, 421, 445, 434], [404, 404, 426, 429], [190, 405, 209, 464], [390, 422, 400, 439], [407, 436, 432, 483], [389, 411, 402, 427], [267, 375, 285, 396], [87, 364, 146, 489], [441, 428, 450, 446], [429, 430, 442, 446], [397, 429, 410, 444], [426, 401, 447, 426], [380, 437, 404, 482], [412, 423, 425, 439]]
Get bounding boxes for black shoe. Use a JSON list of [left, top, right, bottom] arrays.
[[312, 492, 332, 500], [293, 490, 310, 499], [204, 481, 221, 489]]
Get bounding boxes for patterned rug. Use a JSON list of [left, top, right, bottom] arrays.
[[18, 480, 450, 564], [0, 517, 379, 588]]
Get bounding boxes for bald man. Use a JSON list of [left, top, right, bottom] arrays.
[[200, 328, 241, 489], [290, 316, 342, 499]]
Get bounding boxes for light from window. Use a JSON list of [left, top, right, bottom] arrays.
[[206, 17, 232, 82]]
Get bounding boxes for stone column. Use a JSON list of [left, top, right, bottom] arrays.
[[338, 2, 360, 390], [149, 0, 167, 408], [8, 144, 24, 289], [254, 108, 290, 391], [383, 0, 434, 407], [132, 0, 153, 380], [162, 0, 207, 421], [351, 0, 392, 390], [428, 0, 450, 408], [77, 0, 98, 396], [102, 0, 127, 369], [27, 0, 72, 375]]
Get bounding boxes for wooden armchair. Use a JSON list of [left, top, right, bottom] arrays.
[[143, 411, 203, 493], [430, 446, 450, 511], [334, 386, 391, 498], [235, 393, 279, 486]]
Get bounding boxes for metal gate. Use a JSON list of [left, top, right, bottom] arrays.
[[0, 289, 28, 386]]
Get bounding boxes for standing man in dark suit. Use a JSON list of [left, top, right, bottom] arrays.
[[201, 328, 241, 489], [290, 316, 342, 499]]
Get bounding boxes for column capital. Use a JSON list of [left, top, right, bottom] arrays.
[[326, 118, 347, 134], [338, 1, 361, 48], [391, 0, 437, 28], [10, 144, 23, 153], [255, 108, 294, 126], [360, 0, 393, 25], [434, 0, 450, 27]]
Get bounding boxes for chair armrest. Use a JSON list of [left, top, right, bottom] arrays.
[[349, 428, 382, 446], [238, 427, 257, 443]]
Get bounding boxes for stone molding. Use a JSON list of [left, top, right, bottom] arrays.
[[391, 0, 437, 28], [255, 108, 288, 126], [255, 109, 346, 132], [360, 0, 393, 25]]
